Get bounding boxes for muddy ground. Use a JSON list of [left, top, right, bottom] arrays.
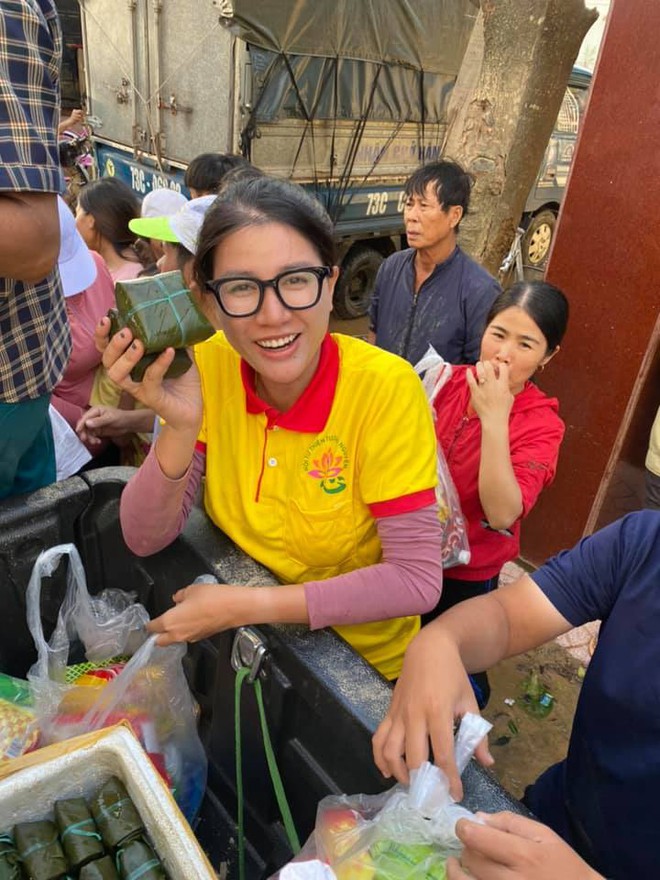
[[483, 642, 583, 798]]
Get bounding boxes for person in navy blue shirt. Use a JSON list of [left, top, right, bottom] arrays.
[[368, 161, 500, 367], [373, 511, 660, 879]]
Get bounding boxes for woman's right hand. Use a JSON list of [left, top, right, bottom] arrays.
[[372, 625, 493, 800], [95, 317, 203, 434]]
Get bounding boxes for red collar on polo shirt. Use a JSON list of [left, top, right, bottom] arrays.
[[240, 334, 339, 432]]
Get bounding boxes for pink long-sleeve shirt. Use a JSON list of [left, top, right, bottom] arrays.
[[51, 252, 115, 435]]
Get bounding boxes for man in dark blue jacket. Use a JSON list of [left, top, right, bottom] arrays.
[[368, 161, 500, 366]]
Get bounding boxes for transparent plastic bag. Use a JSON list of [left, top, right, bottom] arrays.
[[25, 545, 207, 821], [271, 714, 492, 879], [414, 346, 471, 569]]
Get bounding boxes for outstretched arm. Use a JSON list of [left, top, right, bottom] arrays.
[[373, 574, 572, 799], [146, 503, 443, 645]]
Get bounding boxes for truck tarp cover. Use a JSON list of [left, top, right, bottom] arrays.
[[224, 1, 477, 124], [221, 0, 477, 74]]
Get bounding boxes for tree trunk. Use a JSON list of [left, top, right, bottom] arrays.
[[443, 0, 598, 274]]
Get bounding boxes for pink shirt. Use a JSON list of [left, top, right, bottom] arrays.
[[51, 252, 116, 430], [111, 260, 143, 282]]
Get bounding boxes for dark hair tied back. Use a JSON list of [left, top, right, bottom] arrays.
[[486, 280, 569, 353]]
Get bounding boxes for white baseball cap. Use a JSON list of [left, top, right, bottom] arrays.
[[140, 188, 188, 219], [57, 195, 98, 297], [128, 194, 217, 255]]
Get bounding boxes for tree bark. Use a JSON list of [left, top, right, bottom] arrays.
[[443, 0, 599, 274]]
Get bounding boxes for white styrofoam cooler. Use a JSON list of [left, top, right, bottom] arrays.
[[0, 723, 217, 879]]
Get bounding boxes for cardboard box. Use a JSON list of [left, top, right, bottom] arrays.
[[0, 723, 217, 879]]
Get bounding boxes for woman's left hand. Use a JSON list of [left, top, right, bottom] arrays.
[[446, 813, 604, 880], [147, 582, 252, 646], [466, 361, 514, 423]]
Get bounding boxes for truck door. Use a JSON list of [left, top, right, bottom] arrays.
[[81, 0, 237, 170]]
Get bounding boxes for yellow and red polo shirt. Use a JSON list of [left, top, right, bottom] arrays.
[[194, 332, 437, 679]]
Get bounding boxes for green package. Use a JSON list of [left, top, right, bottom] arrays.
[[110, 270, 214, 381], [0, 832, 23, 880], [54, 798, 104, 870], [0, 674, 32, 707], [370, 839, 447, 880], [79, 856, 119, 880], [115, 839, 166, 880], [89, 778, 144, 850], [13, 821, 67, 880]]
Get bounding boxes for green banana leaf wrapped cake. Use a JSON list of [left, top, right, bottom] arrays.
[[115, 839, 166, 880], [110, 270, 214, 380], [13, 821, 67, 880], [79, 855, 119, 880], [54, 798, 104, 871], [89, 778, 144, 850], [0, 832, 23, 880]]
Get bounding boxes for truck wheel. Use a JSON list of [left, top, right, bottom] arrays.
[[333, 246, 384, 319], [522, 210, 556, 268]]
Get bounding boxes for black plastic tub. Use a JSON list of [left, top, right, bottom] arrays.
[[0, 469, 525, 878]]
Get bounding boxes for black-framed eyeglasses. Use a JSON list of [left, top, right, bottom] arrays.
[[204, 266, 332, 317]]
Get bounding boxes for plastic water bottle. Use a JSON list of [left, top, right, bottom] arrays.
[[520, 670, 555, 718]]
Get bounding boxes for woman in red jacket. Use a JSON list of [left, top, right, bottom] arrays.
[[424, 281, 569, 700]]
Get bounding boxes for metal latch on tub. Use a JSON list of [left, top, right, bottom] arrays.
[[231, 627, 268, 682]]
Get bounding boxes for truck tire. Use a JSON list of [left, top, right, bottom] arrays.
[[333, 246, 384, 319], [522, 209, 557, 268]]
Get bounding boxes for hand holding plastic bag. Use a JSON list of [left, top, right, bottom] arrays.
[[414, 346, 470, 569], [271, 714, 492, 879], [25, 544, 207, 821]]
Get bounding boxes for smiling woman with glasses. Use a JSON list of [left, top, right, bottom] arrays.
[[103, 175, 444, 683]]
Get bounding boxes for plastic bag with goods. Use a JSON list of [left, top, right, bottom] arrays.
[[270, 713, 492, 879], [25, 544, 207, 821], [0, 673, 39, 762], [414, 346, 470, 569]]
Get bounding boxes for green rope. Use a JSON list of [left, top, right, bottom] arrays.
[[234, 667, 301, 880], [253, 677, 301, 853], [235, 667, 247, 880]]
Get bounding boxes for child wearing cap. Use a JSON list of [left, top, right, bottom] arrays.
[[129, 195, 217, 287], [135, 188, 188, 272]]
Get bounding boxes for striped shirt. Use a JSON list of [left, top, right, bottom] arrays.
[[0, 0, 70, 401]]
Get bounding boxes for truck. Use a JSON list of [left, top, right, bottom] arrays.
[[518, 66, 592, 271], [0, 468, 525, 878], [74, 0, 479, 318], [68, 1, 590, 316]]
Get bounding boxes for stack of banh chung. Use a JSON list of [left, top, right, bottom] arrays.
[[0, 777, 167, 879]]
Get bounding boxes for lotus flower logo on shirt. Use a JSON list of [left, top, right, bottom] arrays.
[[307, 447, 347, 495]]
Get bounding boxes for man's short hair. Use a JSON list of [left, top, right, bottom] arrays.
[[404, 160, 473, 219], [184, 152, 249, 194]]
